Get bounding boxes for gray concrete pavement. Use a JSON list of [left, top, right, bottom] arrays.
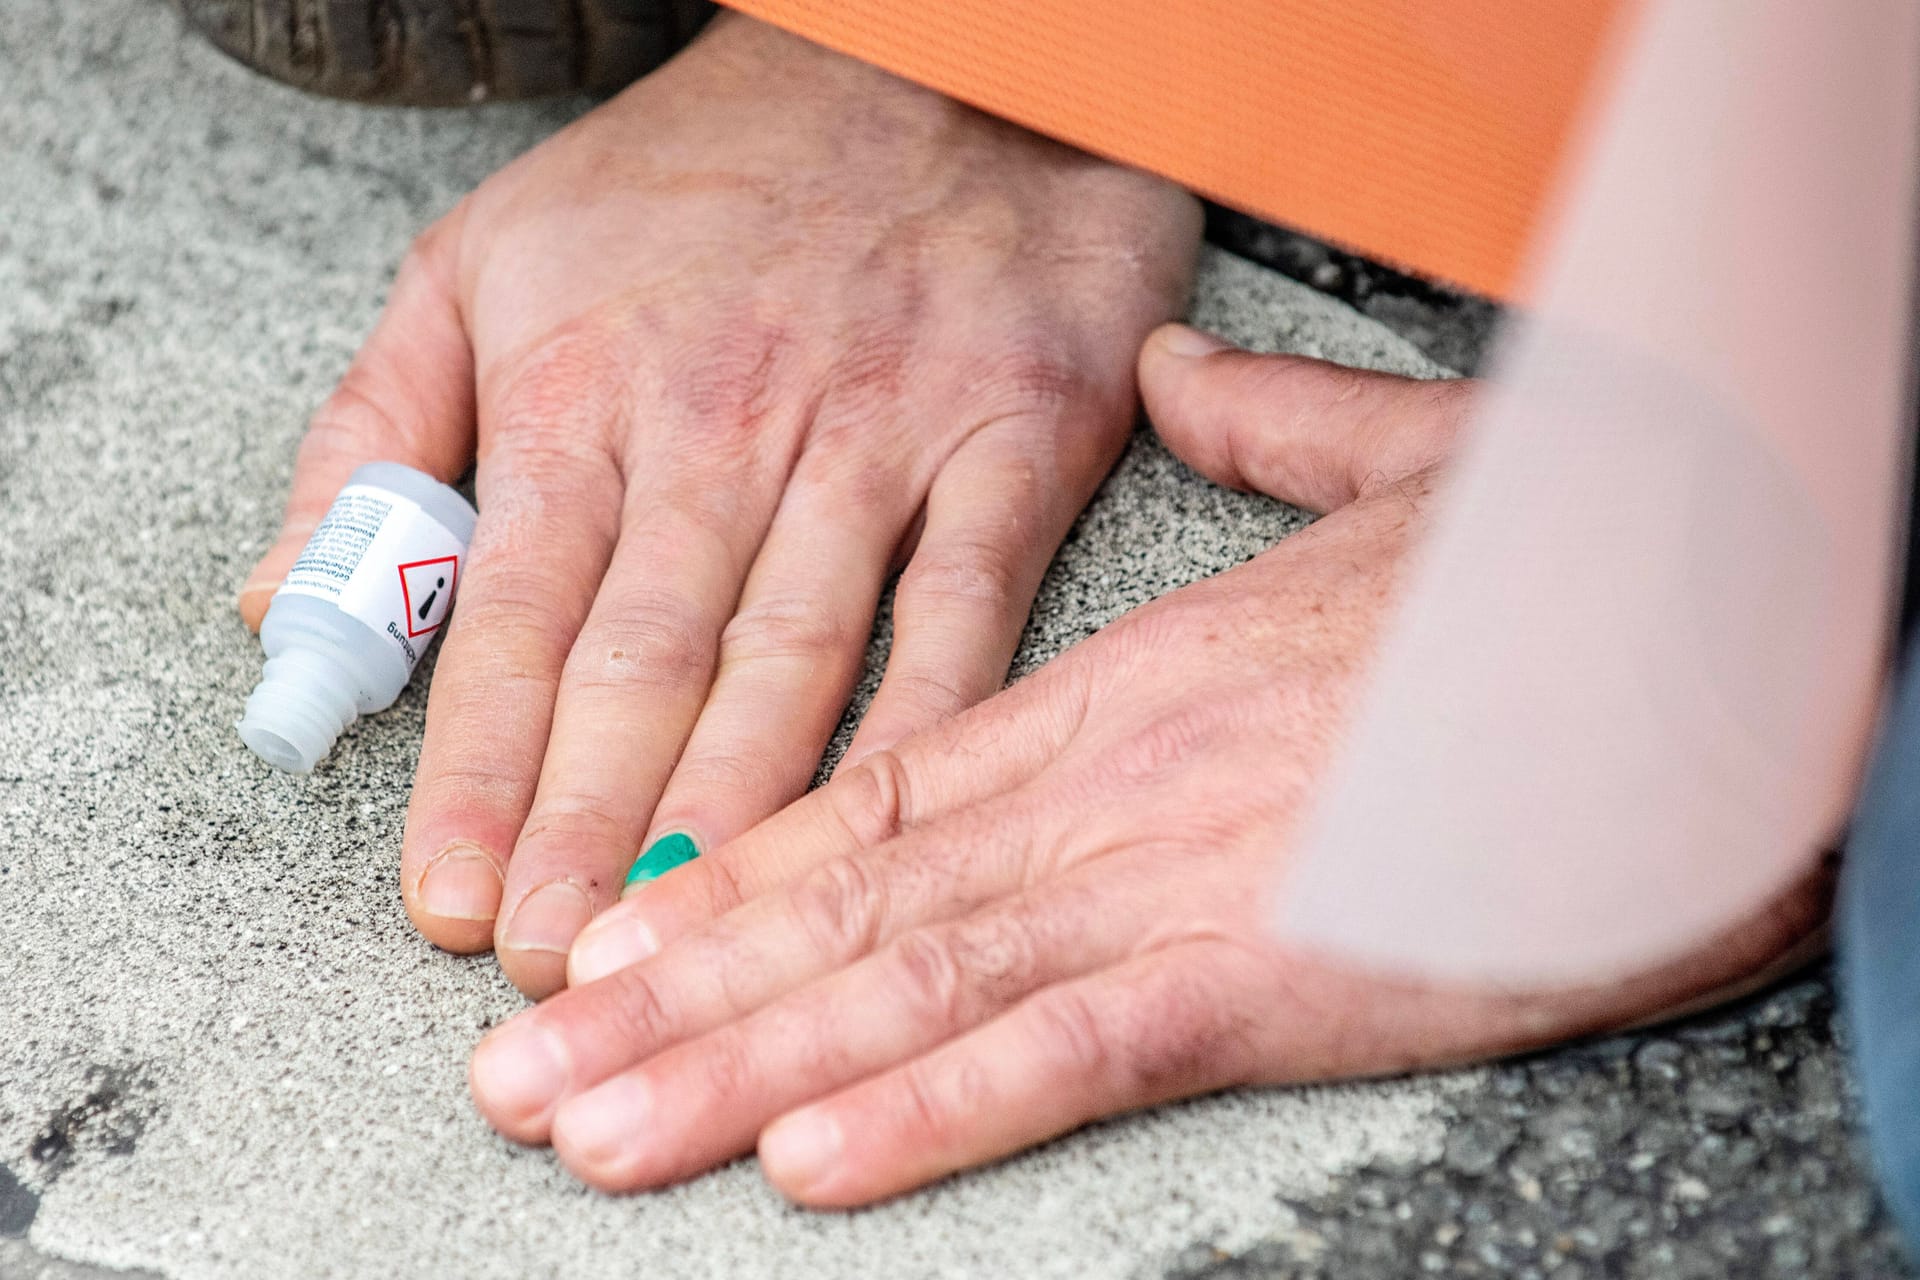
[[1, 4, 1910, 1278], [1, 6, 1450, 1277]]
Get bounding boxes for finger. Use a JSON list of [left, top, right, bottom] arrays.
[[548, 876, 1146, 1191], [239, 217, 476, 629], [399, 415, 625, 954], [630, 468, 909, 889], [566, 660, 1092, 984], [1137, 323, 1473, 515], [758, 941, 1258, 1206], [845, 415, 1114, 764], [475, 780, 1106, 1142], [491, 481, 767, 997]]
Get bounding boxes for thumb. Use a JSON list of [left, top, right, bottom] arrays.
[[1138, 323, 1474, 515], [238, 215, 478, 631]]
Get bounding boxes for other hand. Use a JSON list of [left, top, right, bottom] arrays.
[[465, 328, 1829, 1201]]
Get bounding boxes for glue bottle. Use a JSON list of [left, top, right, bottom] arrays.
[[238, 461, 478, 773]]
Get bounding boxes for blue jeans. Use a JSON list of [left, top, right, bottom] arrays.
[[1840, 629, 1920, 1258]]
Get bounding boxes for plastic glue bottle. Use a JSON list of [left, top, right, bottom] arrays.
[[239, 462, 477, 773]]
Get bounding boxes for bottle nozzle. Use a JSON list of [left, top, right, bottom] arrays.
[[237, 646, 362, 773]]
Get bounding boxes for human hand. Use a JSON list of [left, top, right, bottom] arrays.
[[236, 13, 1202, 995], [465, 327, 1830, 1203]]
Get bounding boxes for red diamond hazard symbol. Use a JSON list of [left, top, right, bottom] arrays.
[[398, 555, 459, 638]]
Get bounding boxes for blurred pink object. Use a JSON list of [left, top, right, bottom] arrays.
[[1274, 0, 1920, 985]]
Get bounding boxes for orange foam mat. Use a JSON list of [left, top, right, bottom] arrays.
[[720, 0, 1630, 300]]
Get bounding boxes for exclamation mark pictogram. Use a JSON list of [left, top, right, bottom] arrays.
[[399, 555, 459, 637]]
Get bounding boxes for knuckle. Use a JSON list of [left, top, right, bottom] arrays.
[[409, 757, 542, 837], [412, 758, 519, 811], [662, 322, 796, 454], [901, 1053, 990, 1148], [663, 747, 786, 806], [818, 331, 913, 421], [887, 930, 965, 1026], [600, 965, 677, 1053], [786, 855, 887, 962], [485, 403, 619, 486], [896, 1059, 963, 1149], [875, 667, 976, 723], [1027, 986, 1115, 1083], [899, 537, 1025, 613], [800, 330, 922, 460], [695, 1025, 758, 1108], [567, 591, 714, 693], [962, 348, 1087, 423], [893, 911, 1039, 1027], [700, 852, 751, 917], [943, 911, 1041, 1002], [486, 324, 619, 434], [696, 917, 766, 1013], [304, 376, 413, 464], [623, 485, 744, 541], [452, 564, 580, 656], [719, 593, 856, 666], [515, 798, 628, 859], [829, 749, 914, 845], [797, 453, 911, 518]]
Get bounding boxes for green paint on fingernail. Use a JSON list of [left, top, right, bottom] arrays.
[[625, 832, 700, 888]]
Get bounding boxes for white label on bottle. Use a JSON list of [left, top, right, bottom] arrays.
[[278, 483, 468, 672]]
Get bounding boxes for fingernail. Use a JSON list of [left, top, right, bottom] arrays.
[[470, 1018, 571, 1125], [502, 881, 594, 955], [760, 1107, 845, 1195], [418, 842, 504, 922], [236, 577, 281, 604], [622, 832, 700, 895], [556, 1076, 651, 1178], [569, 913, 660, 986], [1155, 323, 1232, 359]]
